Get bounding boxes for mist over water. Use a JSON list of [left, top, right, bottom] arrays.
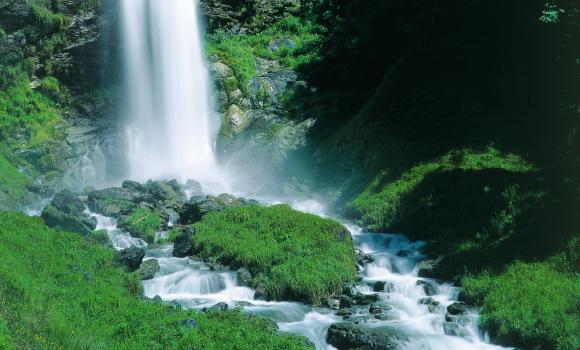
[[120, 0, 221, 185]]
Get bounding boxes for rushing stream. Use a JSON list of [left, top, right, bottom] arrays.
[[89, 201, 510, 350]]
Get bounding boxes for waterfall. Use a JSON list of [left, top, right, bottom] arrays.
[[120, 0, 220, 184]]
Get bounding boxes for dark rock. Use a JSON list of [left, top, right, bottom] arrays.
[[373, 281, 386, 292], [443, 322, 471, 338], [269, 38, 296, 52], [254, 283, 268, 300], [336, 308, 352, 316], [145, 180, 185, 203], [208, 262, 229, 272], [172, 226, 195, 257], [417, 257, 443, 278], [0, 0, 32, 32], [178, 193, 252, 224], [447, 302, 467, 315], [445, 314, 470, 326], [136, 259, 160, 280], [327, 322, 407, 350], [355, 249, 375, 265], [419, 297, 441, 313], [205, 302, 228, 312], [342, 284, 358, 297], [339, 295, 354, 308], [236, 267, 252, 287], [122, 180, 145, 192], [369, 304, 395, 320], [41, 190, 97, 235], [416, 279, 438, 296], [87, 187, 146, 217], [113, 245, 145, 272], [353, 293, 380, 305]]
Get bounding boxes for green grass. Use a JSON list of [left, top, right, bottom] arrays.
[[0, 153, 31, 209], [122, 207, 163, 244], [461, 259, 580, 349], [0, 211, 313, 350], [193, 204, 356, 304], [0, 63, 64, 147], [207, 16, 323, 93], [346, 146, 533, 231]]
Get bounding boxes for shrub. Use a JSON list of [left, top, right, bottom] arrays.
[[193, 204, 356, 304], [0, 212, 312, 350], [461, 260, 580, 349]]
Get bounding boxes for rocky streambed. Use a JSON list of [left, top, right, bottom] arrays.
[[38, 179, 511, 350]]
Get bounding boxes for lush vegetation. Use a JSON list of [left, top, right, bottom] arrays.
[[120, 207, 164, 244], [0, 211, 312, 350], [461, 255, 580, 349], [207, 16, 323, 93], [193, 204, 356, 304]]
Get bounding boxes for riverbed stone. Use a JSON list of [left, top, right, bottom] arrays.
[[443, 322, 471, 338], [136, 258, 160, 280], [327, 322, 407, 350], [172, 225, 195, 257], [113, 245, 145, 272], [416, 279, 438, 296], [447, 302, 467, 315]]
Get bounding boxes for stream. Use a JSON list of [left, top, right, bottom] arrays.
[[89, 199, 510, 350]]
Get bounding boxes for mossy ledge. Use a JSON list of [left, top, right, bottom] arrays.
[[0, 211, 313, 350], [192, 204, 357, 305]]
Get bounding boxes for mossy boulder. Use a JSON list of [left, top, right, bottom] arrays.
[[178, 193, 255, 224], [118, 206, 166, 244], [192, 204, 356, 304], [87, 187, 147, 217], [41, 189, 96, 235]]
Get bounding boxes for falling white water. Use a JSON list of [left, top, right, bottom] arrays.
[[120, 0, 221, 184]]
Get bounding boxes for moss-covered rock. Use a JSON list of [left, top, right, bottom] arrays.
[[192, 204, 356, 304], [117, 206, 166, 244]]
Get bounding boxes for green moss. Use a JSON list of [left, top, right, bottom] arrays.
[[0, 212, 312, 350], [0, 154, 31, 210], [123, 208, 163, 244], [193, 204, 356, 304], [207, 16, 323, 93], [346, 146, 533, 231], [461, 259, 580, 349]]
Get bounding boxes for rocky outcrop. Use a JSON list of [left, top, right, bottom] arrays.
[[172, 226, 195, 258], [113, 245, 145, 272], [327, 322, 408, 350], [136, 259, 160, 280], [41, 189, 96, 235], [178, 193, 255, 224]]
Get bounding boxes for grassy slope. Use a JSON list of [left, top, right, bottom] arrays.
[[0, 212, 312, 350], [193, 204, 356, 304]]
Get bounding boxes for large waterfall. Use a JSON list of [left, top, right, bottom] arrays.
[[120, 0, 220, 184]]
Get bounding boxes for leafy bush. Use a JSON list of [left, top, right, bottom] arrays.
[[193, 204, 356, 304], [461, 260, 580, 349], [0, 212, 312, 350]]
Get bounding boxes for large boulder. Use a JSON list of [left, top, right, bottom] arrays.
[[172, 226, 195, 257], [41, 190, 96, 236], [178, 193, 254, 224], [136, 259, 160, 280], [144, 180, 185, 204], [327, 322, 408, 350], [87, 187, 146, 217], [113, 245, 146, 272]]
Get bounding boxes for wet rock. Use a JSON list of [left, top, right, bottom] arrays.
[[205, 302, 228, 312], [136, 259, 160, 280], [443, 322, 471, 338], [372, 281, 386, 292], [447, 302, 467, 315], [416, 279, 438, 296], [178, 193, 253, 224], [145, 180, 185, 203], [339, 295, 354, 308], [172, 225, 195, 257], [369, 304, 395, 320], [113, 245, 145, 272], [0, 0, 32, 32], [41, 190, 97, 236], [327, 322, 407, 350], [208, 262, 229, 272], [419, 297, 441, 313], [342, 284, 358, 297], [417, 257, 443, 278], [325, 298, 341, 310], [355, 249, 375, 265], [253, 283, 268, 301], [236, 267, 252, 287], [336, 308, 352, 317], [445, 314, 470, 326], [352, 293, 380, 305], [122, 180, 145, 192], [87, 187, 146, 217]]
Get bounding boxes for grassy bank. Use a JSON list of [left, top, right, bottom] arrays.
[[193, 204, 356, 304], [0, 212, 312, 349]]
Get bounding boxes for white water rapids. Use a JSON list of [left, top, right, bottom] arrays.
[[89, 202, 510, 350]]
